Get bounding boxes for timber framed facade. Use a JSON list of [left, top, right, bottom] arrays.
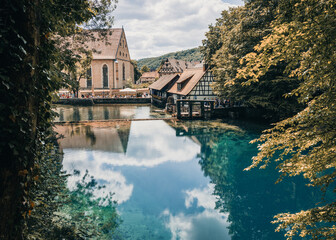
[[168, 67, 216, 101], [158, 58, 201, 76]]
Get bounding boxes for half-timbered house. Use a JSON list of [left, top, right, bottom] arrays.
[[167, 66, 216, 101], [137, 71, 159, 84], [149, 74, 180, 107], [158, 58, 201, 76]]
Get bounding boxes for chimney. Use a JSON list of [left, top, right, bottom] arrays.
[[203, 62, 208, 72]]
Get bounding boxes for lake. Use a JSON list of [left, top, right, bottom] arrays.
[[54, 105, 320, 240], [53, 104, 171, 122]]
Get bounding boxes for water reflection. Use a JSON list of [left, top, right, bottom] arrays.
[[56, 119, 321, 240], [53, 104, 171, 122], [169, 120, 321, 240], [57, 120, 232, 239], [56, 122, 130, 153]]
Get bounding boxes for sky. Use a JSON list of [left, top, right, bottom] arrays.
[[112, 0, 244, 60]]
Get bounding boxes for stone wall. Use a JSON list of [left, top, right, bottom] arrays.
[[54, 98, 150, 106]]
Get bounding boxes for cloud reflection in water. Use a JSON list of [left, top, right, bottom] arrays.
[[163, 184, 230, 240], [61, 120, 200, 205]]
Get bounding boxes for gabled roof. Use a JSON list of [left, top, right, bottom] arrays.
[[140, 71, 160, 79], [84, 28, 124, 60], [168, 68, 206, 96], [149, 74, 179, 91], [160, 58, 200, 72], [177, 71, 195, 83]]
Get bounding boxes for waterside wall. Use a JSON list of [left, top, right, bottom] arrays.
[[54, 98, 151, 106]]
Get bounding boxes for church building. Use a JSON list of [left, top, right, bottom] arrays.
[[79, 28, 134, 95]]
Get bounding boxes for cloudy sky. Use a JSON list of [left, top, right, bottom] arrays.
[[112, 0, 244, 60]]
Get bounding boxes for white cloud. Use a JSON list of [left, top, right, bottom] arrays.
[[162, 184, 230, 240], [61, 120, 200, 203], [163, 209, 230, 240], [113, 0, 244, 59], [185, 184, 217, 210], [63, 150, 134, 204]]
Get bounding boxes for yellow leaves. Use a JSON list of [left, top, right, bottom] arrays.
[[18, 169, 28, 176], [87, 7, 96, 16]]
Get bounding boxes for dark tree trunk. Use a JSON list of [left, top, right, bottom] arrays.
[[0, 0, 39, 238]]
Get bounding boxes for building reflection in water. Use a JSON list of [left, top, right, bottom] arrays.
[[55, 119, 323, 240], [55, 121, 131, 154]]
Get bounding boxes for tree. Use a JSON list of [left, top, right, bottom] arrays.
[[0, 0, 116, 238], [239, 0, 336, 239], [131, 60, 141, 83], [140, 65, 150, 74], [63, 51, 93, 97], [202, 1, 301, 120]]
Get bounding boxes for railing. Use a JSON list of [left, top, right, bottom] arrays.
[[176, 100, 215, 120]]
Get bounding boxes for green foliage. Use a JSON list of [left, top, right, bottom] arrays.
[[56, 170, 121, 239], [0, 0, 116, 238], [137, 47, 203, 71], [140, 65, 150, 74], [202, 1, 302, 120], [131, 60, 141, 82], [125, 77, 151, 89], [65, 51, 93, 97], [26, 138, 121, 239], [237, 0, 336, 239], [202, 0, 336, 238]]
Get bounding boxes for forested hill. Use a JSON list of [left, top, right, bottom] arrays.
[[137, 47, 203, 70]]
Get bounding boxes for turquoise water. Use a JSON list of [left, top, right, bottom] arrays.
[[56, 117, 321, 240]]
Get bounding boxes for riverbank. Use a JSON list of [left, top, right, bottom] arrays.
[[54, 98, 151, 106]]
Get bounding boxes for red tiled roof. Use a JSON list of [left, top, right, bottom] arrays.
[[149, 74, 179, 91], [86, 29, 123, 60], [141, 71, 160, 79], [168, 68, 205, 96]]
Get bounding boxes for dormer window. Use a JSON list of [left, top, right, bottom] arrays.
[[177, 83, 182, 91]]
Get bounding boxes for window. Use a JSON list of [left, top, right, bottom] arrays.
[[86, 67, 92, 88], [102, 64, 108, 88], [122, 63, 125, 81], [115, 62, 119, 81], [177, 83, 181, 91]]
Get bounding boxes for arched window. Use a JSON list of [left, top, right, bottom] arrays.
[[86, 67, 92, 88], [122, 63, 125, 81], [102, 64, 108, 88]]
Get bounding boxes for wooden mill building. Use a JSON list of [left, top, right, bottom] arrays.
[[158, 58, 201, 76], [149, 61, 216, 107], [168, 67, 216, 101], [149, 74, 180, 107]]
